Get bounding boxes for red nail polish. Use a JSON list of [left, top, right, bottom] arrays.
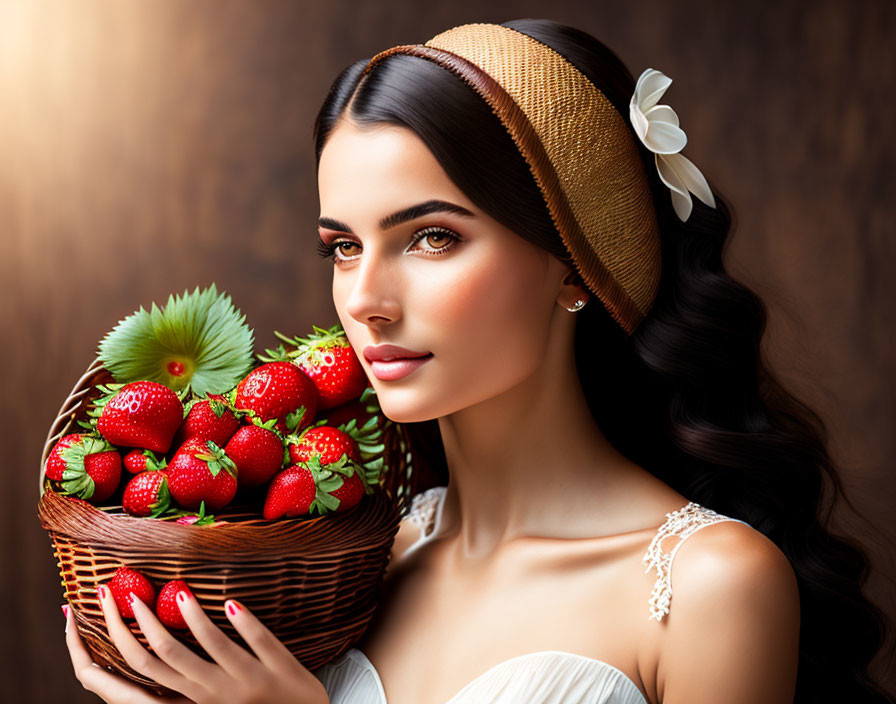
[[98, 585, 107, 599], [226, 600, 242, 615], [176, 590, 189, 604], [61, 604, 69, 618]]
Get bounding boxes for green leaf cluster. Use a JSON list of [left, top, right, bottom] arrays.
[[97, 283, 255, 397]]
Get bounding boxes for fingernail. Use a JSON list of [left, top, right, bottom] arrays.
[[128, 592, 140, 607], [61, 604, 70, 633], [225, 600, 242, 616], [98, 585, 107, 599]]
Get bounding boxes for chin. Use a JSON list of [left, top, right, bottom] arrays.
[[373, 389, 442, 424]]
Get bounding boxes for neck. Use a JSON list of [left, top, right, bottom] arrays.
[[434, 316, 641, 567]]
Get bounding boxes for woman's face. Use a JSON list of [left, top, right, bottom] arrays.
[[317, 119, 574, 423]]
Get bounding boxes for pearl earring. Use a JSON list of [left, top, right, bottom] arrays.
[[566, 298, 586, 312]]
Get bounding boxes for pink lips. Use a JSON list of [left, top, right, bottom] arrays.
[[369, 355, 433, 380], [363, 344, 433, 381]]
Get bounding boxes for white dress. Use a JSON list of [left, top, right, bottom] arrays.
[[313, 486, 751, 703]]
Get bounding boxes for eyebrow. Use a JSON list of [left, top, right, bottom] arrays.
[[318, 199, 476, 234]]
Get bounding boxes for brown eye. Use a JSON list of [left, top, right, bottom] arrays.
[[411, 227, 461, 256], [336, 241, 359, 256], [425, 232, 449, 248]]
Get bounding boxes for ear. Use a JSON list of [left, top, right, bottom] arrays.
[[556, 265, 590, 311]]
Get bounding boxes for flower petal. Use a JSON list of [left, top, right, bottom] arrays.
[[629, 103, 649, 142], [670, 188, 693, 221], [667, 151, 716, 208], [644, 104, 679, 128], [655, 153, 694, 221], [645, 119, 687, 154], [655, 153, 690, 200], [634, 68, 672, 111]]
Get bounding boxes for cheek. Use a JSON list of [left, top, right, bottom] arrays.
[[422, 246, 554, 392]]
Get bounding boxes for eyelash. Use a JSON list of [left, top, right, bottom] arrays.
[[316, 226, 462, 264]]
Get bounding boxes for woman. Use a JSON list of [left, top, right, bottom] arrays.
[[63, 18, 892, 704]]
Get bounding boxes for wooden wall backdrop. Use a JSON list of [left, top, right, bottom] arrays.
[[1, 0, 893, 700]]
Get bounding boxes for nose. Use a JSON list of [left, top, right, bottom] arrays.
[[341, 245, 402, 327]]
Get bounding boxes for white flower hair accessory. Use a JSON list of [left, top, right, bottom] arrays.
[[629, 68, 716, 222]]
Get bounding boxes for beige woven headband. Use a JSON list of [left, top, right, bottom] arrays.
[[360, 22, 662, 334]]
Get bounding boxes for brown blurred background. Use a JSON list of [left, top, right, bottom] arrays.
[[1, 0, 893, 701]]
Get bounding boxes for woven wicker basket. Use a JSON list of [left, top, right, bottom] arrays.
[[38, 355, 420, 697]]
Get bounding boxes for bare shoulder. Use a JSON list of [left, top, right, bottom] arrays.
[[656, 518, 800, 704], [670, 519, 799, 603]]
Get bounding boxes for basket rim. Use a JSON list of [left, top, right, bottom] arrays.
[[38, 477, 400, 557]]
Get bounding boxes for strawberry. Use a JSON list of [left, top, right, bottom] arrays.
[[287, 425, 361, 466], [96, 381, 184, 454], [286, 425, 372, 493], [57, 435, 122, 504], [107, 566, 156, 620], [263, 465, 317, 519], [45, 433, 87, 481], [122, 470, 171, 517], [172, 394, 241, 448], [123, 449, 167, 474], [259, 325, 367, 410], [264, 453, 364, 518], [155, 580, 193, 630], [230, 362, 318, 435], [315, 386, 387, 492], [328, 471, 365, 512], [165, 437, 238, 511], [224, 421, 285, 488]]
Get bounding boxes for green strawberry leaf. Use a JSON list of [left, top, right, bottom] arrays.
[[149, 477, 172, 517], [256, 342, 293, 363], [283, 406, 307, 433]]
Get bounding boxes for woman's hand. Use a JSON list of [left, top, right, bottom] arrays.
[[63, 586, 330, 704]]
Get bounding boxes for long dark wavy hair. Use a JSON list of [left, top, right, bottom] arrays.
[[312, 18, 893, 703]]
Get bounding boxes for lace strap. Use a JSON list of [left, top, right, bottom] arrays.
[[641, 501, 750, 621], [406, 485, 447, 541]]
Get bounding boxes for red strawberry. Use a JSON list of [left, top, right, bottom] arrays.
[[291, 325, 367, 410], [97, 381, 184, 454], [165, 437, 238, 511], [224, 422, 285, 488], [286, 424, 373, 495], [122, 470, 171, 517], [173, 395, 241, 448], [263, 465, 317, 519], [287, 425, 361, 466], [107, 566, 156, 620], [45, 433, 87, 481], [57, 435, 122, 504], [123, 449, 167, 474], [329, 472, 365, 512], [231, 362, 318, 435], [155, 580, 193, 630], [313, 388, 387, 494]]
